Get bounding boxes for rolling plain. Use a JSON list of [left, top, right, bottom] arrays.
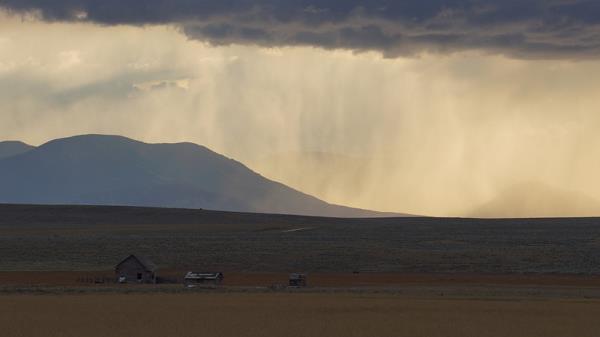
[[2, 204, 600, 274]]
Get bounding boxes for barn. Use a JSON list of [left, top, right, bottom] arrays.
[[115, 255, 157, 284]]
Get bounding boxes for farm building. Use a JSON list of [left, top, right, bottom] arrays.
[[184, 271, 224, 285], [289, 273, 307, 287], [115, 255, 157, 284]]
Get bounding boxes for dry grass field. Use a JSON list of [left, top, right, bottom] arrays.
[[2, 292, 600, 337]]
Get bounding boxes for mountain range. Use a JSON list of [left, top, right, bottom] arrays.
[[470, 182, 600, 218], [0, 135, 400, 217]]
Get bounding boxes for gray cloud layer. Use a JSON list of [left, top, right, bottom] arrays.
[[2, 0, 600, 59]]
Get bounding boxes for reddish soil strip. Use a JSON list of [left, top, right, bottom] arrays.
[[2, 271, 600, 288]]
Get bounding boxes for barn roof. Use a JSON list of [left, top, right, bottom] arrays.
[[115, 254, 157, 272]]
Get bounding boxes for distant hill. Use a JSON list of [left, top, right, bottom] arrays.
[[0, 141, 34, 160], [0, 135, 402, 217], [470, 182, 600, 218]]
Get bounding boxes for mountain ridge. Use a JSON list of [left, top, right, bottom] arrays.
[[0, 134, 404, 217]]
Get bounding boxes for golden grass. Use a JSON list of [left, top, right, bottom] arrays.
[[2, 293, 600, 337]]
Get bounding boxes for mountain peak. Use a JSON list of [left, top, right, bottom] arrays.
[[38, 134, 214, 155], [0, 141, 35, 160], [39, 134, 142, 148]]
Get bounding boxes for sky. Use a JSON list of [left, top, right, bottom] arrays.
[[2, 1, 600, 217]]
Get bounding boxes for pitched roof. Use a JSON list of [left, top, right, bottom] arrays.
[[116, 254, 157, 272]]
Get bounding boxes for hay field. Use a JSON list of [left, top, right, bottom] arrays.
[[3, 292, 600, 337]]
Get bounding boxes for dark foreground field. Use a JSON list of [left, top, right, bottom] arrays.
[[3, 292, 600, 337], [1, 204, 600, 273]]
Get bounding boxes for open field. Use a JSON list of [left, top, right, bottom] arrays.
[[2, 204, 600, 274], [3, 292, 600, 337], [3, 204, 600, 337]]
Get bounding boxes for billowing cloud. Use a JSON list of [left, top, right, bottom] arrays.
[[2, 0, 600, 59]]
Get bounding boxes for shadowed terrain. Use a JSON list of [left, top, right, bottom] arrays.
[[1, 204, 600, 274]]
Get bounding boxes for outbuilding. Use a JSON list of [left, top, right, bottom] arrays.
[[184, 271, 224, 285], [115, 255, 157, 284], [289, 273, 307, 287]]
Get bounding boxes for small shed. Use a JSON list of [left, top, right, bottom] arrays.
[[289, 273, 307, 287], [115, 255, 157, 284], [184, 271, 224, 285]]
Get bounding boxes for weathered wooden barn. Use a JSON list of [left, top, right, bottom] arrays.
[[183, 271, 224, 285], [115, 255, 157, 284], [289, 273, 307, 287]]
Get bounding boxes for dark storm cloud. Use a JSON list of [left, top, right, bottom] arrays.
[[3, 0, 600, 58]]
